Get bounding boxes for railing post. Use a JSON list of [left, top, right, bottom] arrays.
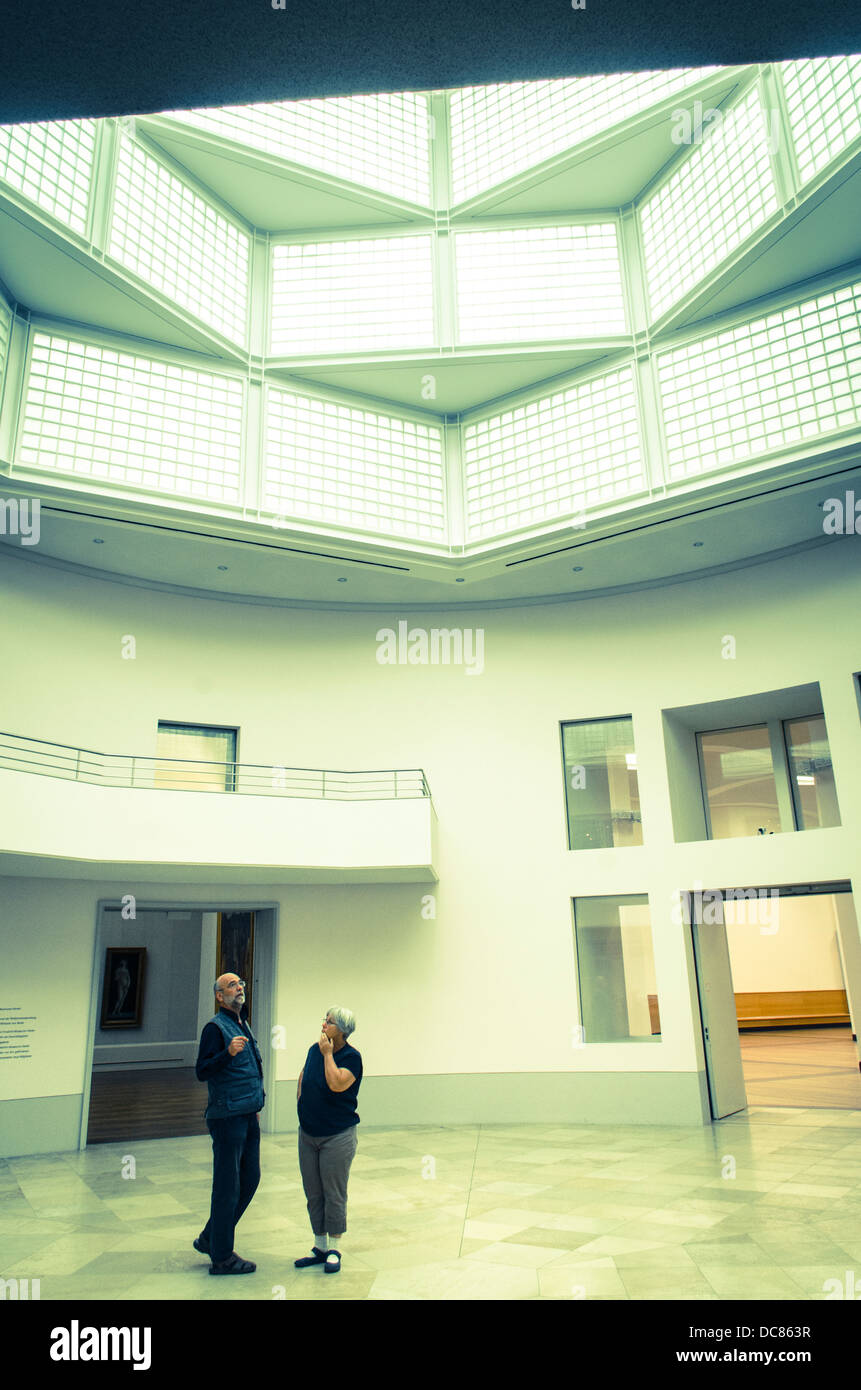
[[74, 749, 81, 782], [130, 757, 135, 788], [322, 769, 326, 799], [394, 769, 399, 798]]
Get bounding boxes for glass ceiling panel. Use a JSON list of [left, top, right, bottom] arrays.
[[0, 118, 96, 236], [455, 223, 626, 344], [657, 281, 861, 482], [449, 66, 719, 205], [270, 236, 435, 354], [18, 332, 244, 504], [161, 92, 432, 207], [264, 387, 446, 542], [781, 55, 861, 186], [640, 85, 778, 322], [109, 132, 250, 346], [463, 364, 644, 540], [0, 294, 11, 404]]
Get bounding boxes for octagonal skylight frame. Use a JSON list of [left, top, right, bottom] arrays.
[[0, 55, 858, 561]]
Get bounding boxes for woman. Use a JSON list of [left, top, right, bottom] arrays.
[[294, 1006, 362, 1274]]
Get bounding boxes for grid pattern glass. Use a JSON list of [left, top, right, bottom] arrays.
[[108, 133, 250, 346], [781, 56, 861, 186], [271, 237, 435, 354], [463, 366, 644, 539], [0, 295, 11, 403], [449, 67, 719, 204], [161, 93, 432, 206], [658, 281, 861, 481], [0, 119, 96, 236], [455, 224, 626, 344], [640, 86, 779, 322], [264, 387, 445, 541], [18, 332, 244, 503]]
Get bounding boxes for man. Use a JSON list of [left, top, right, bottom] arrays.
[[194, 973, 265, 1275], [294, 1006, 362, 1275]]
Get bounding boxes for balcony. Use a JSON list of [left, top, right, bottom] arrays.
[[0, 732, 438, 883]]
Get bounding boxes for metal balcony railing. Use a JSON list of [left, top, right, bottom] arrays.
[[0, 731, 431, 800]]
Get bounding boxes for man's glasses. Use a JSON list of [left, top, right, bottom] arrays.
[[222, 980, 246, 991]]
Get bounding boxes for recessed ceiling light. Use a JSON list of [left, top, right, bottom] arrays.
[[572, 565, 583, 572], [692, 541, 704, 547], [217, 565, 229, 571], [93, 537, 104, 544], [455, 577, 465, 582], [337, 577, 347, 583]]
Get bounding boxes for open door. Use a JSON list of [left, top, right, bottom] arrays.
[[691, 895, 747, 1120], [833, 893, 861, 1075]]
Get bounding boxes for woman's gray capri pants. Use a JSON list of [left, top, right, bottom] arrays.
[[298, 1125, 358, 1234]]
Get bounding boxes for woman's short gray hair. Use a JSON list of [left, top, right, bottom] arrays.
[[327, 1006, 356, 1039]]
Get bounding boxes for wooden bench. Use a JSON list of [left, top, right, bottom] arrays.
[[735, 989, 850, 1029]]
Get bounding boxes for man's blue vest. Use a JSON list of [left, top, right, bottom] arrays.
[[205, 1011, 265, 1120]]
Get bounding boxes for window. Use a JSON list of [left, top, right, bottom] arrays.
[[562, 717, 642, 849], [697, 713, 840, 838], [697, 725, 780, 839], [784, 715, 841, 829], [573, 894, 660, 1042], [154, 723, 237, 792]]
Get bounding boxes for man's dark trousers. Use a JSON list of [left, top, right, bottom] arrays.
[[201, 1112, 261, 1263]]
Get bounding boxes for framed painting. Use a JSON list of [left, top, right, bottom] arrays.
[[100, 947, 147, 1029]]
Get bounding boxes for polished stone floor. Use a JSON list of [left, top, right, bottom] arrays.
[[4, 1109, 861, 1300]]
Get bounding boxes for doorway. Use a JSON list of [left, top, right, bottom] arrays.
[[83, 903, 276, 1146], [689, 883, 861, 1120]]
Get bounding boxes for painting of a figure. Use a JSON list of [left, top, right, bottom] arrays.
[[100, 947, 146, 1029]]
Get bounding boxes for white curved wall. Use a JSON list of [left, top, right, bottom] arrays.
[[1, 539, 860, 1147]]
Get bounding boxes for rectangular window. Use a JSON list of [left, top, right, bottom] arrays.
[[784, 714, 841, 829], [573, 894, 660, 1042], [154, 723, 237, 792], [697, 725, 780, 839], [562, 717, 642, 850]]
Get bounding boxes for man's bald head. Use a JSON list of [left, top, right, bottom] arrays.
[[214, 974, 245, 1015]]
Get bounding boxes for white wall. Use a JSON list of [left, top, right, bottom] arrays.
[[2, 540, 861, 1111], [726, 894, 845, 993]]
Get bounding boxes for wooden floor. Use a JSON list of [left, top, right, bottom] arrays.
[[740, 1025, 861, 1108], [87, 1067, 209, 1143]]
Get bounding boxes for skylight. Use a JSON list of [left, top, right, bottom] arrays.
[[449, 66, 720, 204], [263, 388, 446, 542], [463, 365, 645, 539], [656, 281, 861, 480], [109, 132, 250, 346], [640, 84, 779, 321], [781, 55, 861, 185], [0, 118, 96, 236], [0, 294, 11, 399], [270, 236, 436, 355], [162, 92, 433, 207], [19, 332, 245, 503], [454, 224, 627, 344]]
